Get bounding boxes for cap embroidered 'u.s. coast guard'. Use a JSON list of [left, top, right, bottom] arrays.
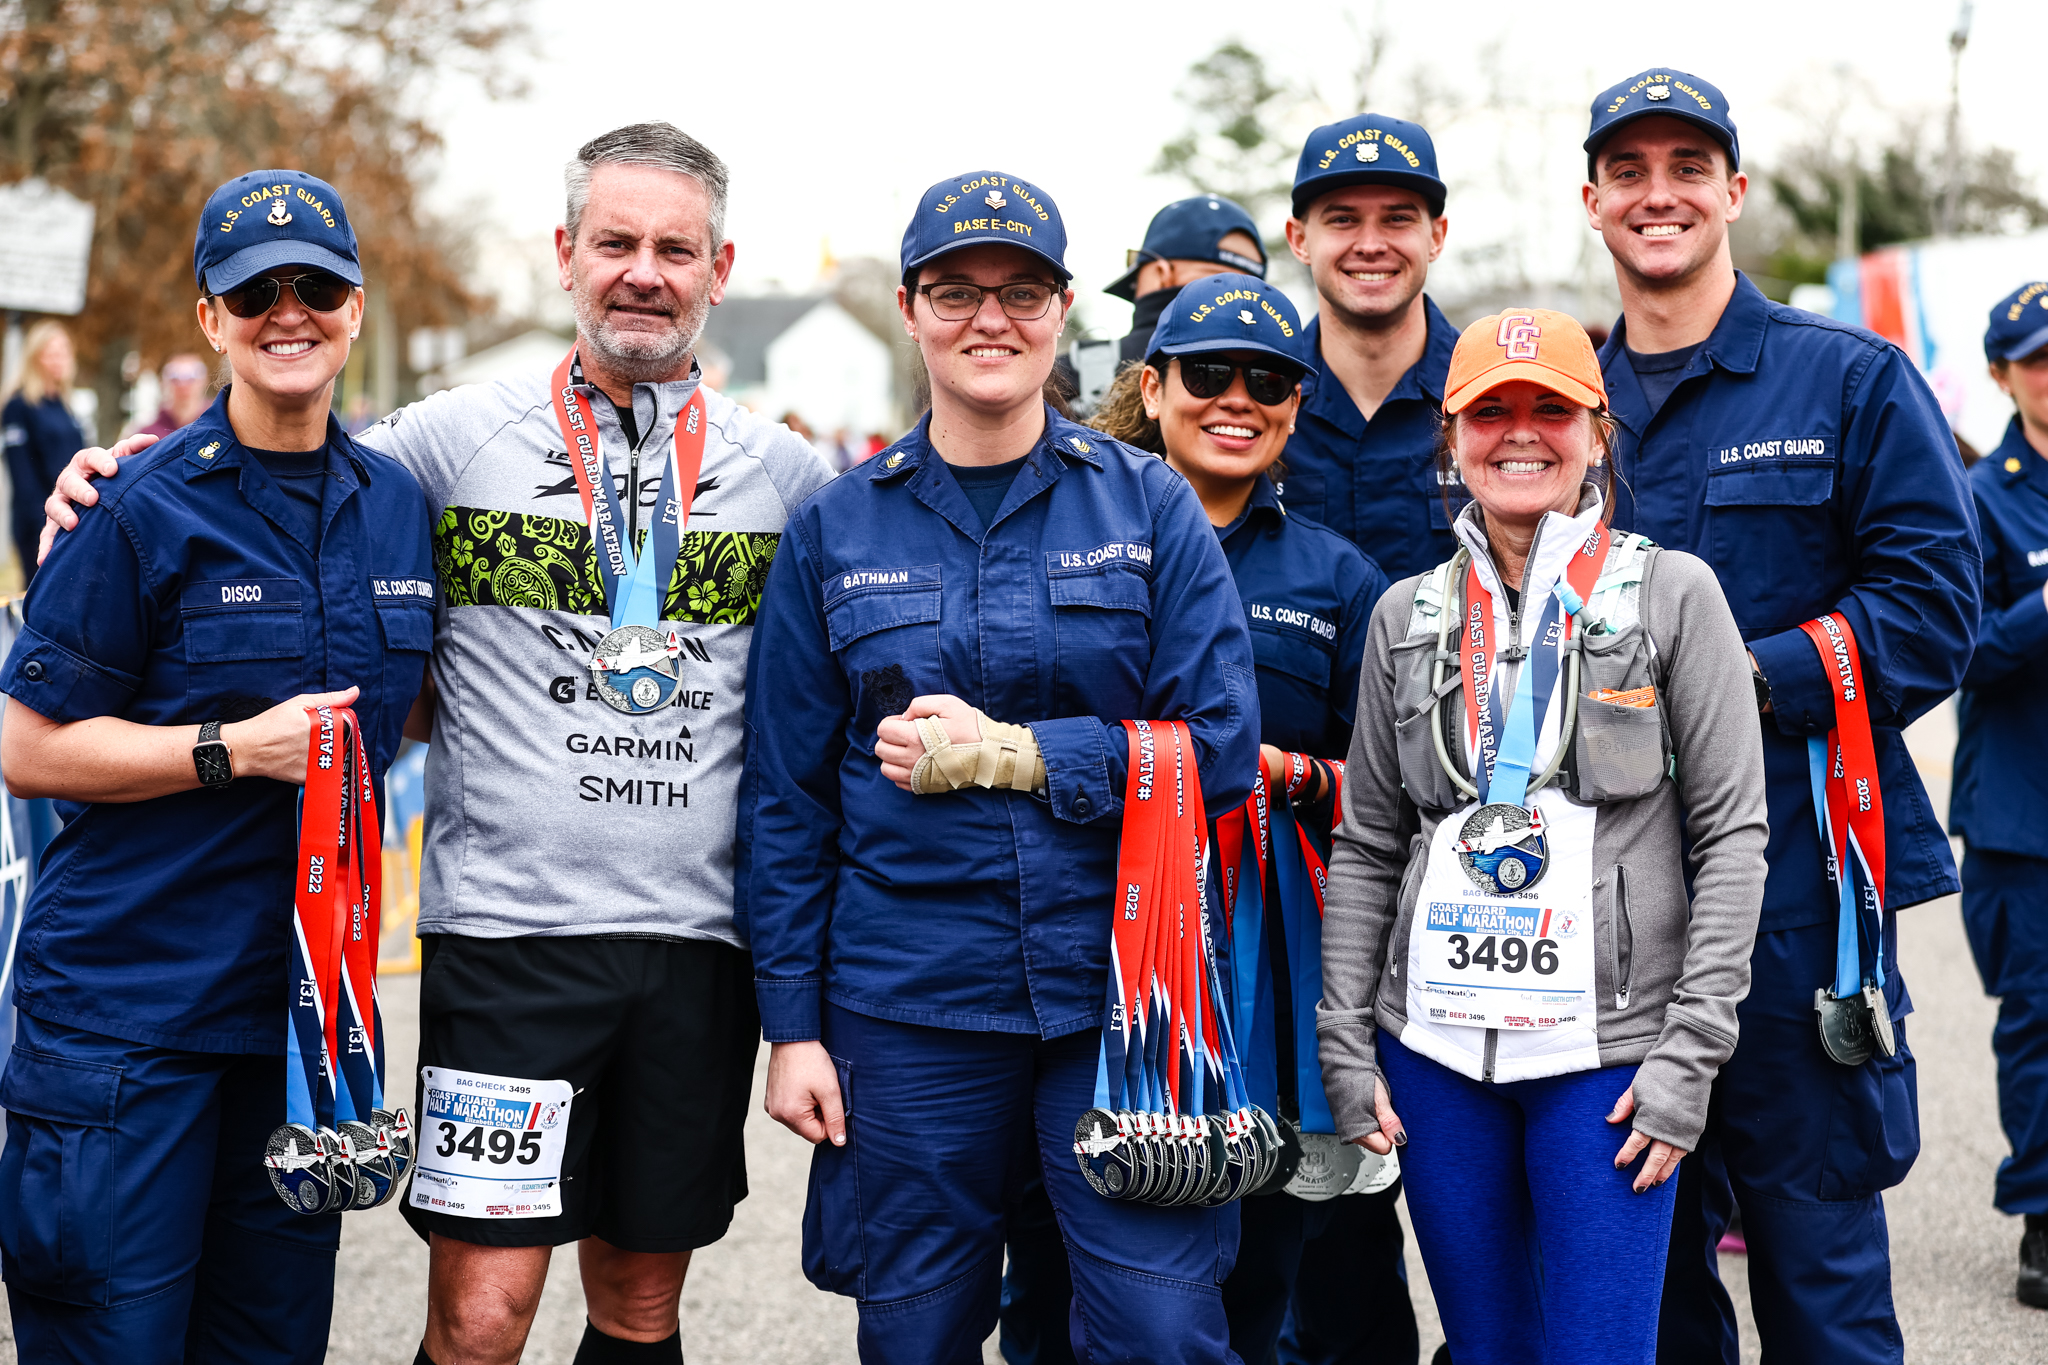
[[1985, 282, 2048, 364], [194, 169, 362, 294], [1291, 113, 1445, 218], [1583, 68, 1740, 174], [1144, 272, 1317, 377], [901, 171, 1069, 283]]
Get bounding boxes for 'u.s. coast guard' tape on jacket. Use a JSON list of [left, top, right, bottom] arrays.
[[358, 370, 831, 947]]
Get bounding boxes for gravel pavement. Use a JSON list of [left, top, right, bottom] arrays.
[[3, 704, 2046, 1362]]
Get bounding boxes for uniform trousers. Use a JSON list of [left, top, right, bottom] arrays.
[[1959, 846, 2048, 1215], [807, 1002, 1241, 1365], [1657, 917, 1917, 1365], [1379, 1032, 1675, 1365], [0, 1012, 341, 1364], [999, 1177, 1418, 1365]]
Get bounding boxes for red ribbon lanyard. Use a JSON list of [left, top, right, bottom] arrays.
[[1462, 522, 1611, 753], [547, 347, 709, 605], [339, 711, 381, 1092], [1797, 613, 1887, 912], [295, 705, 350, 1111]]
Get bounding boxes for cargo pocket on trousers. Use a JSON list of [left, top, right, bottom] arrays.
[[801, 1054, 865, 1299], [1820, 1018, 1921, 1200], [0, 1047, 121, 1305]]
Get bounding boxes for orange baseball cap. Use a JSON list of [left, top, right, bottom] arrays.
[[1443, 308, 1608, 414]]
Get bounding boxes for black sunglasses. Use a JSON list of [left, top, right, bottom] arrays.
[[215, 271, 354, 320], [1175, 357, 1302, 406]]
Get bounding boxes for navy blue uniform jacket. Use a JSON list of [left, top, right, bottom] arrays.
[[1952, 417, 2048, 860], [739, 408, 1260, 1042], [1602, 275, 1980, 932], [0, 392, 435, 1052], [1280, 299, 1460, 580]]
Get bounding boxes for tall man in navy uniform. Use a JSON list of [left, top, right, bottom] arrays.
[[1580, 68, 1981, 1364], [1280, 113, 1461, 579], [1063, 195, 1267, 412]]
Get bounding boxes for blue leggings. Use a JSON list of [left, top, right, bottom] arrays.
[[1380, 1033, 1677, 1365]]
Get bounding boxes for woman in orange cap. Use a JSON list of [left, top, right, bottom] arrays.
[[1317, 309, 1768, 1363]]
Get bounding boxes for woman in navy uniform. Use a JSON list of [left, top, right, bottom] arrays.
[[0, 319, 88, 586], [1953, 281, 2048, 1311], [999, 274, 1419, 1365], [0, 170, 433, 1362], [739, 173, 1260, 1364]]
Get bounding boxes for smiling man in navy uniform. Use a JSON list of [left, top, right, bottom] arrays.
[[1580, 67, 1981, 1365], [1278, 113, 1461, 580]]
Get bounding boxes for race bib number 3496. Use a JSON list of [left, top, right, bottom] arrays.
[[408, 1066, 573, 1220]]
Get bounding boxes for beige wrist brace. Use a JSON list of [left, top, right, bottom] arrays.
[[907, 709, 1045, 795]]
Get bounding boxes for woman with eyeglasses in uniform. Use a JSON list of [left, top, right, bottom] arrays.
[[740, 171, 1261, 1364], [0, 169, 434, 1362]]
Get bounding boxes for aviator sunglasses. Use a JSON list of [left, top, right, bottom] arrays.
[[215, 271, 354, 320], [1174, 357, 1303, 407]]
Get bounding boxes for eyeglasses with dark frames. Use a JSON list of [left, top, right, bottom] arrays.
[[915, 280, 1060, 322]]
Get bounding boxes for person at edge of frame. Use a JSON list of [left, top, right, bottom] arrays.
[[1, 319, 87, 588], [0, 169, 433, 1364], [740, 168, 1262, 1364], [1059, 195, 1269, 413], [1276, 112, 1462, 581], [1575, 67, 1982, 1365], [1004, 271, 1422, 1365], [39, 123, 835, 1365], [1951, 280, 2048, 1312]]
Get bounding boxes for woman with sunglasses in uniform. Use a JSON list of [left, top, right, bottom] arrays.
[[1002, 275, 1423, 1365], [740, 172, 1261, 1364], [1317, 310, 1766, 1365], [0, 170, 433, 1363]]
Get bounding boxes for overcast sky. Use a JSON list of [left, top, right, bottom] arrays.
[[419, 0, 2047, 334]]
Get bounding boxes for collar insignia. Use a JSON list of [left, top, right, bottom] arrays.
[[2008, 457, 2025, 473], [199, 441, 221, 460], [884, 450, 904, 469], [1068, 435, 1091, 454]]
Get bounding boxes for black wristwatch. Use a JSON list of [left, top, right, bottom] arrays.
[[1750, 659, 1772, 712], [193, 720, 235, 789]]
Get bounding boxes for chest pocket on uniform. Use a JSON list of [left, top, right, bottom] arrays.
[[181, 578, 306, 714], [1704, 452, 1836, 631], [1045, 551, 1152, 707], [825, 566, 945, 747], [1250, 622, 1333, 690], [372, 576, 437, 655]]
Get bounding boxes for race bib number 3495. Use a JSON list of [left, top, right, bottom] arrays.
[[408, 1066, 573, 1220]]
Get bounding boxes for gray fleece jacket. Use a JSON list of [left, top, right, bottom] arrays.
[[1317, 516, 1769, 1150]]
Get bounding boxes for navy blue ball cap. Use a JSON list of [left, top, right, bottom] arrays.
[[1145, 273, 1316, 378], [901, 171, 1068, 284], [1987, 282, 2048, 363], [194, 170, 362, 295], [1291, 113, 1444, 219], [1584, 69, 1739, 173], [1104, 196, 1265, 302]]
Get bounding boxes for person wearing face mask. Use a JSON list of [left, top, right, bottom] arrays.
[[1951, 282, 2048, 1311], [1, 320, 87, 586], [740, 170, 1261, 1364], [1319, 310, 1768, 1365], [1574, 70, 1980, 1365], [41, 124, 833, 1365], [0, 169, 433, 1363], [137, 353, 216, 438]]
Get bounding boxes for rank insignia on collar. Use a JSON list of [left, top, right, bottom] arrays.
[[267, 198, 293, 226], [1239, 310, 1256, 325], [884, 450, 904, 469], [985, 189, 1007, 210], [1356, 142, 1381, 163], [1646, 84, 1671, 101], [2008, 457, 2024, 473], [199, 441, 221, 460], [1068, 436, 1091, 454]]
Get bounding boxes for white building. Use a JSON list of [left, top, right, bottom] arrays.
[[699, 295, 897, 436]]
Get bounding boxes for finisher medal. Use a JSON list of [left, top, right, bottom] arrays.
[[548, 347, 708, 716], [1454, 801, 1549, 895]]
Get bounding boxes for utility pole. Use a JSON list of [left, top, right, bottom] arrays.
[[1940, 1, 1973, 237]]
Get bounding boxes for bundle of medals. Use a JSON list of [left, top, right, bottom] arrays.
[[1073, 720, 1280, 1207], [1215, 755, 1399, 1200], [264, 705, 413, 1214], [1800, 613, 1898, 1068], [549, 347, 707, 716]]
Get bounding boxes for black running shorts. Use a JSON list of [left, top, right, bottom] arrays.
[[400, 933, 758, 1251]]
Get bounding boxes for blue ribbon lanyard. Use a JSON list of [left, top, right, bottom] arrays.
[[1808, 738, 1881, 997], [1475, 589, 1571, 806]]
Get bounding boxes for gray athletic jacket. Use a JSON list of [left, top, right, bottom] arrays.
[[1317, 518, 1769, 1151]]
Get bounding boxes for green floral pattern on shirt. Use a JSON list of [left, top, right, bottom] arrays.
[[433, 506, 779, 625]]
